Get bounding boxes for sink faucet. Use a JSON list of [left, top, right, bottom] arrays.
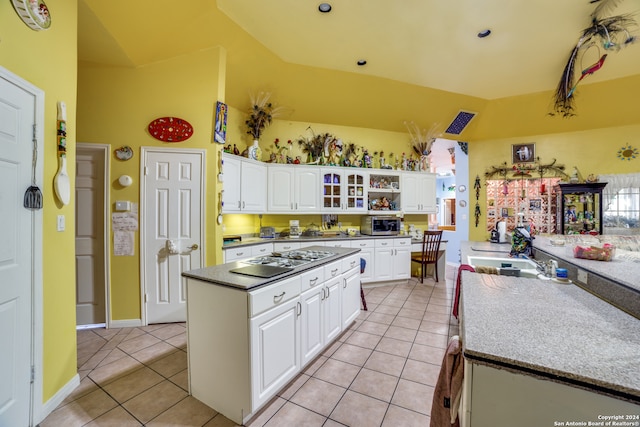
[[532, 259, 558, 277]]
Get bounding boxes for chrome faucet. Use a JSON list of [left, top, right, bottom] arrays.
[[532, 259, 558, 277]]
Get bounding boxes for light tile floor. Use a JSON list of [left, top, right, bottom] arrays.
[[40, 269, 458, 427]]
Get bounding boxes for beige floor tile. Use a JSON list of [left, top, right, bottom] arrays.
[[97, 348, 129, 368], [375, 337, 412, 358], [426, 303, 450, 314], [330, 343, 373, 366], [117, 333, 162, 354], [391, 316, 421, 330], [84, 405, 143, 426], [329, 390, 388, 427], [414, 330, 449, 349], [429, 296, 452, 307], [364, 351, 407, 377], [397, 307, 425, 320], [321, 339, 342, 357], [61, 376, 100, 404], [79, 349, 111, 371], [302, 355, 327, 376], [165, 331, 187, 349], [322, 419, 345, 427], [401, 359, 441, 387], [344, 330, 382, 350], [129, 341, 177, 364], [384, 325, 418, 342], [100, 333, 128, 351], [290, 377, 345, 416], [40, 388, 118, 427], [419, 319, 450, 335], [277, 373, 310, 400], [147, 396, 217, 426], [148, 349, 187, 378], [102, 366, 164, 403], [374, 304, 401, 316], [381, 297, 406, 308], [422, 310, 450, 324], [91, 327, 122, 340], [204, 413, 241, 427], [139, 323, 169, 332], [148, 323, 186, 340], [381, 403, 430, 427], [349, 368, 398, 402], [121, 328, 147, 341], [245, 396, 286, 427], [391, 379, 434, 415], [365, 312, 396, 325], [88, 355, 144, 386], [356, 320, 389, 336], [264, 401, 326, 427], [122, 380, 188, 424], [408, 343, 445, 365], [313, 358, 361, 388], [169, 368, 189, 392]]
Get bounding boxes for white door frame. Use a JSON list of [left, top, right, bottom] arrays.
[[139, 147, 206, 326], [0, 66, 44, 426], [75, 143, 111, 328]]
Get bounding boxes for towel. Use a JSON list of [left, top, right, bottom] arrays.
[[452, 265, 475, 319], [430, 336, 464, 427], [474, 265, 498, 275]]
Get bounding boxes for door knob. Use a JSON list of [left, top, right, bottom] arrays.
[[188, 243, 199, 250]]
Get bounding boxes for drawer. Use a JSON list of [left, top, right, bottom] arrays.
[[224, 247, 251, 263], [300, 267, 325, 292], [374, 239, 394, 248], [273, 241, 301, 252], [251, 243, 273, 256], [249, 275, 301, 317], [342, 254, 360, 273], [394, 238, 412, 247], [324, 260, 342, 280], [350, 239, 374, 249], [325, 240, 349, 248]]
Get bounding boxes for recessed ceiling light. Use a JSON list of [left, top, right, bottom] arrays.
[[318, 3, 332, 13], [477, 29, 491, 38], [357, 60, 367, 66]]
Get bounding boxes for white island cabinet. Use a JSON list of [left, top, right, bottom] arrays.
[[185, 247, 360, 425]]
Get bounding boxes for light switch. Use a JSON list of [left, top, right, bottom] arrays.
[[57, 215, 65, 231], [115, 200, 131, 211]]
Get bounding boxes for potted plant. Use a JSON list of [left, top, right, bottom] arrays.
[[245, 92, 284, 160]]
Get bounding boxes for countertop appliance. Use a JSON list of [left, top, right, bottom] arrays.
[[259, 226, 275, 238], [360, 215, 401, 236]]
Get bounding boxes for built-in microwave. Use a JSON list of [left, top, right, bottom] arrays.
[[360, 216, 401, 236]]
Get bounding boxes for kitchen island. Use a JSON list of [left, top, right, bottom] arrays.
[[458, 241, 640, 426], [182, 246, 361, 425]]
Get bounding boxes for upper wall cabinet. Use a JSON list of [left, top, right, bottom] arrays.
[[321, 169, 368, 213], [368, 171, 402, 213], [222, 154, 267, 213], [268, 165, 321, 213], [402, 172, 436, 214]]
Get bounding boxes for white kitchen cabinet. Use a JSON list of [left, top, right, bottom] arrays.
[[321, 169, 368, 213], [368, 171, 402, 212], [402, 171, 437, 213], [222, 153, 267, 213], [223, 242, 273, 263], [374, 238, 411, 282], [267, 165, 320, 213], [341, 262, 361, 328], [351, 239, 374, 282], [300, 285, 324, 366], [273, 241, 301, 252], [250, 297, 300, 408]]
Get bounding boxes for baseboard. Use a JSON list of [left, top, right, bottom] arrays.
[[35, 373, 80, 424], [109, 318, 143, 328]]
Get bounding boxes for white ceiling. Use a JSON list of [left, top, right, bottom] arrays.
[[217, 0, 640, 99]]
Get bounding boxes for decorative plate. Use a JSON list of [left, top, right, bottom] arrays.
[[11, 0, 51, 31], [148, 117, 193, 142], [115, 146, 134, 161]]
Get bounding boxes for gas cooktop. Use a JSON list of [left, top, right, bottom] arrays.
[[242, 249, 335, 268]]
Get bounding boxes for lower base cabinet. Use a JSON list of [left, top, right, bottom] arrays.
[[186, 253, 360, 425]]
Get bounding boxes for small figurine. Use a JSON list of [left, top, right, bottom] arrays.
[[233, 144, 240, 155]]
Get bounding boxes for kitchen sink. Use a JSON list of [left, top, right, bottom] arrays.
[[467, 256, 547, 279]]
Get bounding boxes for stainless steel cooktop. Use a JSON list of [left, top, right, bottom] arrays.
[[243, 249, 335, 268]]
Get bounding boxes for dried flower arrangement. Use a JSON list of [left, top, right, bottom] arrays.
[[296, 129, 339, 164], [404, 121, 440, 157], [245, 92, 285, 140]]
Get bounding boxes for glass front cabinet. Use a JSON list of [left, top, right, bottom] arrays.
[[555, 182, 607, 235], [321, 169, 367, 213]]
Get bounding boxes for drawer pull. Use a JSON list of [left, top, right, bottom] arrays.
[[350, 260, 357, 268], [236, 252, 244, 256], [359, 243, 366, 247], [310, 277, 319, 286], [331, 268, 339, 276], [273, 291, 286, 302]]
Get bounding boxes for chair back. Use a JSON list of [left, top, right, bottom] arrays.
[[421, 230, 443, 263]]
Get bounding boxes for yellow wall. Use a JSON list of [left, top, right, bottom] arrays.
[[1, 0, 79, 403], [469, 123, 640, 242], [77, 48, 226, 320]]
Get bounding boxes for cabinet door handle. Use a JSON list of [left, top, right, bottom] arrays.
[[242, 201, 245, 209], [343, 278, 347, 288], [296, 301, 301, 316], [238, 201, 241, 208], [326, 286, 330, 298], [273, 291, 285, 303], [321, 287, 326, 300], [291, 203, 294, 210]]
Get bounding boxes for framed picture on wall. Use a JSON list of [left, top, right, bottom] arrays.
[[214, 101, 227, 144], [512, 143, 535, 163]]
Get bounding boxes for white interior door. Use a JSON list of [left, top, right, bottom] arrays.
[[75, 146, 107, 326], [142, 148, 204, 324], [0, 72, 35, 427]]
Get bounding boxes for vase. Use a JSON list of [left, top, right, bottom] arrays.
[[248, 140, 262, 161]]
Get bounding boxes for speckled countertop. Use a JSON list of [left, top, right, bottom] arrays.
[[183, 245, 360, 291], [459, 241, 640, 403]]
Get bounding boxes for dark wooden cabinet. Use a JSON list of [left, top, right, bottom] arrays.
[[555, 182, 607, 235]]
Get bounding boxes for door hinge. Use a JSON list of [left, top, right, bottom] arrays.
[[30, 365, 35, 384], [144, 166, 149, 175]]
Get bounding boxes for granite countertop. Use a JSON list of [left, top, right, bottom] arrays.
[[183, 245, 360, 291], [460, 271, 640, 402], [533, 235, 640, 293]]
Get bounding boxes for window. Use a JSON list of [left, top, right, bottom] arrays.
[[604, 187, 640, 231]]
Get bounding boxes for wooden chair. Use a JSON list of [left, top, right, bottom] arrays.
[[411, 230, 443, 283]]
